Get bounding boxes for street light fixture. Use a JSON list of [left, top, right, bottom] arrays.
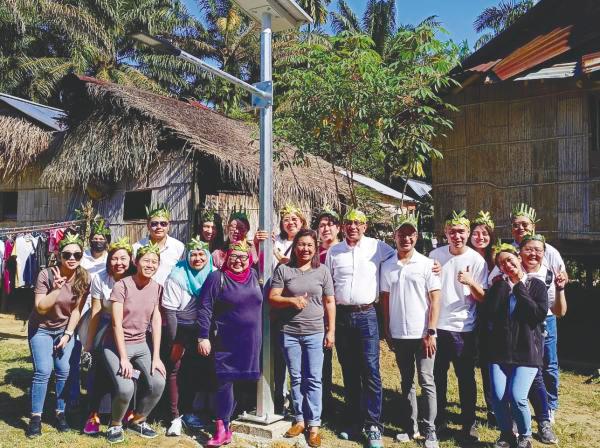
[[131, 0, 312, 427]]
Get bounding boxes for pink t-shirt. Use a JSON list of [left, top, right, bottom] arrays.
[[31, 268, 80, 330], [109, 276, 163, 344]]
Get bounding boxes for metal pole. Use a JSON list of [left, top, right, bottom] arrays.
[[256, 10, 275, 420]]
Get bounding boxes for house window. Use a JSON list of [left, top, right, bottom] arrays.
[[123, 190, 152, 221], [0, 191, 18, 221]]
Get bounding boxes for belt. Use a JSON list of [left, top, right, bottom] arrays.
[[337, 302, 374, 312]]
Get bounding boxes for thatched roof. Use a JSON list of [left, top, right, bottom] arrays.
[[43, 74, 348, 206]]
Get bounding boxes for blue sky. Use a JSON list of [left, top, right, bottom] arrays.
[[183, 0, 501, 47]]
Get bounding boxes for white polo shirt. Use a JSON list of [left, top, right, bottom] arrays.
[[429, 246, 487, 333], [380, 250, 441, 339], [133, 235, 185, 286], [325, 236, 395, 305]]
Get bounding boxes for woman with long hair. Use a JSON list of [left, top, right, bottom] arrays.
[[198, 241, 263, 447], [482, 243, 548, 448], [26, 233, 90, 438], [163, 236, 216, 436], [269, 229, 335, 447], [211, 210, 267, 269], [274, 203, 308, 266], [198, 209, 224, 253], [82, 237, 136, 435], [102, 243, 166, 444]]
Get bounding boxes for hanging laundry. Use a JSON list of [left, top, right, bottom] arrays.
[[14, 235, 35, 288]]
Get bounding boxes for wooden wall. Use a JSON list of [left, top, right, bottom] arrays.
[[433, 79, 600, 248]]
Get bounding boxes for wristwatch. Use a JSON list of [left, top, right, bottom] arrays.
[[427, 328, 437, 337]]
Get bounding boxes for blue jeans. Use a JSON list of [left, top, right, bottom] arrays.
[[335, 306, 382, 431], [528, 315, 559, 422], [281, 332, 324, 427], [28, 326, 76, 415], [490, 363, 538, 436]]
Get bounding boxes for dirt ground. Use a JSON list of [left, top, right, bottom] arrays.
[[0, 313, 599, 448]]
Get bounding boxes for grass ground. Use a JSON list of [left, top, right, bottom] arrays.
[[1, 313, 599, 448]]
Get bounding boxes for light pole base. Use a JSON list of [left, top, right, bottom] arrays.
[[231, 414, 289, 440]]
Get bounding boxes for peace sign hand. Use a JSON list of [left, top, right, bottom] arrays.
[[50, 267, 67, 291]]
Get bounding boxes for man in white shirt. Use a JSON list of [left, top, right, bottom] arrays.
[[428, 210, 487, 442], [81, 220, 110, 279], [133, 204, 185, 286], [381, 213, 441, 448], [325, 209, 395, 448]]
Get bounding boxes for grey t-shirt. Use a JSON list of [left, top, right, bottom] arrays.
[[271, 264, 334, 336]]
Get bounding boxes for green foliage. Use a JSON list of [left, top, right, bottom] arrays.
[[473, 0, 533, 50], [274, 25, 460, 206]]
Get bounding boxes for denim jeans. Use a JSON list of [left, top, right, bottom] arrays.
[[281, 332, 324, 426], [336, 306, 382, 431], [393, 338, 437, 435], [528, 314, 559, 422], [490, 363, 538, 436], [433, 329, 477, 427], [28, 325, 76, 415]]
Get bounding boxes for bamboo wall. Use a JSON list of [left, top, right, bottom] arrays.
[[433, 79, 600, 250]]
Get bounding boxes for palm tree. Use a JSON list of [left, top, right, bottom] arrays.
[[297, 0, 331, 29], [330, 0, 396, 56], [0, 0, 202, 102], [473, 0, 534, 49]]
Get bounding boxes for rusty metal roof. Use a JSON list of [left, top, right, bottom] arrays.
[[465, 59, 501, 73], [582, 51, 600, 74]]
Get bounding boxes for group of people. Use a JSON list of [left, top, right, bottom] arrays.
[[24, 200, 567, 448]]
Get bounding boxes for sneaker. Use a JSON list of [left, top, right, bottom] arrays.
[[26, 415, 42, 438], [462, 422, 479, 442], [538, 420, 558, 444], [182, 413, 205, 429], [339, 431, 350, 440], [129, 421, 158, 439], [84, 412, 101, 435], [364, 425, 384, 448], [166, 417, 182, 436], [424, 430, 439, 448], [56, 412, 70, 432], [395, 431, 421, 442], [517, 435, 533, 448], [106, 425, 125, 444], [495, 432, 517, 448]]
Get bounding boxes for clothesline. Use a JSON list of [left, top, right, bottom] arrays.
[[0, 219, 84, 236]]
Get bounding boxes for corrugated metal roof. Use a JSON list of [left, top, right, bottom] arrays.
[[492, 26, 573, 81], [404, 178, 432, 198], [337, 169, 417, 203], [514, 62, 578, 80], [0, 93, 66, 131], [466, 59, 501, 73]]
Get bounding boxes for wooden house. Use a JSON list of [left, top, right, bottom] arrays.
[[432, 0, 600, 263], [1, 75, 410, 241]]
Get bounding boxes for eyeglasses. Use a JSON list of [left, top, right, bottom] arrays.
[[229, 254, 249, 262], [61, 251, 83, 261], [521, 248, 544, 255], [150, 221, 169, 228]]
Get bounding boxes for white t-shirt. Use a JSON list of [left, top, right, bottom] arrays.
[[90, 269, 115, 314], [380, 250, 441, 339], [133, 235, 185, 286], [81, 250, 108, 277], [525, 265, 556, 316], [274, 237, 293, 268], [326, 236, 396, 305], [429, 246, 487, 332]]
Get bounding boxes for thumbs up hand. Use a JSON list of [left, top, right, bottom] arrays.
[[457, 265, 474, 287]]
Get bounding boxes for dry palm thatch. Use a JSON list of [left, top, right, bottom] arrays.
[[46, 75, 349, 207], [0, 115, 53, 180]]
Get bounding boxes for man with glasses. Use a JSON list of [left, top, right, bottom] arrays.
[[325, 209, 395, 448], [511, 204, 565, 444], [381, 213, 441, 448], [133, 204, 185, 286]]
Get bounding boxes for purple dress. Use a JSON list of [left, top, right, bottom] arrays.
[[197, 270, 263, 381]]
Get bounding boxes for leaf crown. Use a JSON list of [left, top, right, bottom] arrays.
[[445, 210, 470, 228], [200, 208, 217, 222], [229, 240, 250, 253], [318, 204, 340, 222], [108, 236, 133, 253], [472, 210, 495, 230], [393, 211, 419, 230], [492, 240, 518, 257], [521, 232, 546, 245], [280, 203, 303, 217], [343, 208, 367, 223], [146, 203, 171, 220], [511, 203, 538, 223], [187, 235, 210, 251], [229, 206, 248, 222], [137, 241, 161, 257], [90, 218, 112, 237], [59, 233, 84, 250]]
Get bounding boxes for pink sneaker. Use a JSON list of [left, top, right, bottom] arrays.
[[207, 420, 233, 447], [83, 412, 100, 435]]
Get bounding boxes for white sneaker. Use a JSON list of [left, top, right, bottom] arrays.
[[166, 417, 182, 436], [395, 432, 421, 442]]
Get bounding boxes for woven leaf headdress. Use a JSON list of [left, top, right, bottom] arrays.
[[108, 237, 133, 253], [146, 203, 171, 220], [229, 206, 248, 222], [187, 235, 210, 251], [59, 233, 84, 250], [229, 240, 250, 253], [343, 209, 367, 224], [393, 211, 419, 230], [137, 241, 161, 257], [444, 210, 470, 228], [472, 210, 495, 230], [511, 203, 538, 223]]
